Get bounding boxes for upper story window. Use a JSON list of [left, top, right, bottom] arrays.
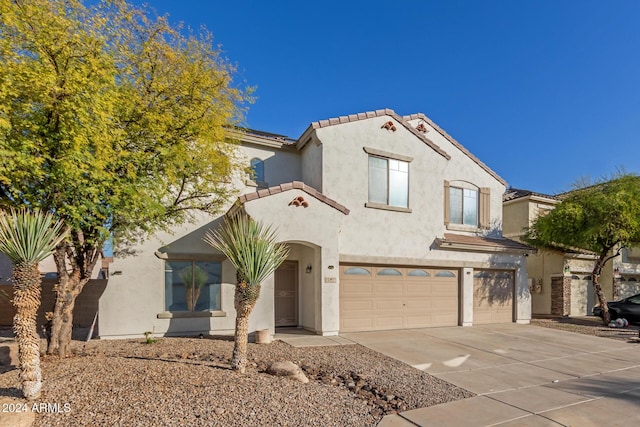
[[449, 187, 478, 226], [250, 158, 264, 182], [368, 156, 409, 208], [444, 181, 490, 229]]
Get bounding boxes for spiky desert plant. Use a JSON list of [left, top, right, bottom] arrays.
[[203, 215, 289, 373], [0, 209, 68, 399], [178, 264, 209, 311]]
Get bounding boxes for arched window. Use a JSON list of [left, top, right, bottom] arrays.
[[408, 269, 430, 277], [344, 267, 371, 275], [250, 158, 264, 182], [377, 268, 402, 276], [436, 270, 456, 277]]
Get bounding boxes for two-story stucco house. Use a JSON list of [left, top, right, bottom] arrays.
[[1, 109, 534, 338], [503, 188, 640, 317]]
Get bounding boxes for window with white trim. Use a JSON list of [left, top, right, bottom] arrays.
[[368, 156, 409, 208]]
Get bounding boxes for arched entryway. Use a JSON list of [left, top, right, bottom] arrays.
[[275, 241, 321, 331]]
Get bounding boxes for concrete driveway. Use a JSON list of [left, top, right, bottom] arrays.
[[342, 324, 640, 427]]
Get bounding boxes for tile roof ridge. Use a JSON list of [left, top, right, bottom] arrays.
[[306, 108, 450, 160], [237, 181, 350, 215], [403, 113, 506, 186]]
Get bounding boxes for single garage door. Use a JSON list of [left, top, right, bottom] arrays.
[[473, 270, 514, 324], [340, 265, 459, 332], [570, 274, 595, 316]]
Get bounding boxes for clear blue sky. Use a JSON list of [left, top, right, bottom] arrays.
[[133, 0, 640, 195]]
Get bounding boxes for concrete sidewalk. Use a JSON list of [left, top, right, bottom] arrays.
[[343, 324, 640, 427]]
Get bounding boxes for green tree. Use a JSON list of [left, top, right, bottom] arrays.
[[0, 209, 67, 399], [0, 0, 250, 357], [525, 174, 640, 324], [203, 215, 289, 373]]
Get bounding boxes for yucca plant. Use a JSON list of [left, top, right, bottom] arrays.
[[203, 215, 289, 373], [0, 209, 68, 399], [178, 265, 208, 311]]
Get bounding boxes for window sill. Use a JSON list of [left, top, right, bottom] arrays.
[[365, 202, 412, 213], [446, 223, 480, 232], [157, 311, 227, 319]]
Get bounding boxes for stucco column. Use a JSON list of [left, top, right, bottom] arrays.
[[318, 246, 340, 336], [460, 267, 474, 326], [514, 265, 531, 324]]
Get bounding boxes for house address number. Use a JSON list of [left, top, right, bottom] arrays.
[[324, 277, 337, 283]]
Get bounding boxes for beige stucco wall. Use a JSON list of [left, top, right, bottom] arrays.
[[300, 140, 323, 191], [98, 113, 534, 338], [242, 190, 345, 335], [316, 116, 506, 261], [527, 250, 564, 314], [502, 199, 530, 239], [241, 143, 301, 187]]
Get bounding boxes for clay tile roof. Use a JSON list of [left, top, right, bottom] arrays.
[[437, 233, 536, 253], [304, 109, 451, 161], [503, 188, 558, 202], [403, 113, 506, 186], [237, 182, 350, 215]]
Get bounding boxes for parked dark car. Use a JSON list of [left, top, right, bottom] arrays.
[[593, 293, 640, 323]]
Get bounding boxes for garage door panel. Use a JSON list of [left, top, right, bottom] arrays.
[[374, 316, 404, 329], [432, 313, 459, 326], [342, 282, 373, 296], [342, 300, 373, 311], [405, 314, 432, 327], [375, 282, 403, 296], [376, 299, 403, 310], [405, 283, 430, 296], [431, 283, 457, 295], [340, 264, 459, 332], [473, 270, 514, 324], [342, 317, 374, 330], [404, 298, 428, 310]]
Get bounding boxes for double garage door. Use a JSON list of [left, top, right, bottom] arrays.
[[340, 265, 514, 332], [339, 265, 459, 332]]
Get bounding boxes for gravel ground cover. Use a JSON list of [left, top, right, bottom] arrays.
[[0, 336, 472, 426], [531, 316, 640, 342]]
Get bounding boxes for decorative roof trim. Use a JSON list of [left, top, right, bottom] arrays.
[[236, 181, 350, 215], [436, 233, 536, 254], [296, 109, 451, 160], [403, 113, 506, 186]]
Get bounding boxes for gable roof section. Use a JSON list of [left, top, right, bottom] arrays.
[[297, 108, 450, 160], [236, 181, 350, 215], [404, 113, 506, 186], [296, 108, 506, 186], [436, 233, 536, 254]]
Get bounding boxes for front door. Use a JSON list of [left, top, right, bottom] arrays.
[[275, 261, 298, 327]]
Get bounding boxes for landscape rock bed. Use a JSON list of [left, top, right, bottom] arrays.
[[0, 337, 473, 426]]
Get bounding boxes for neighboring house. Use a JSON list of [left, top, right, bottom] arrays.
[[503, 188, 640, 317], [2, 108, 534, 338]]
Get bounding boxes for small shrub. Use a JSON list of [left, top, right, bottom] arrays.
[[143, 331, 158, 344]]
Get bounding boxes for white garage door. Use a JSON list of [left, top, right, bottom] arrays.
[[473, 270, 514, 324], [339, 265, 459, 332]]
